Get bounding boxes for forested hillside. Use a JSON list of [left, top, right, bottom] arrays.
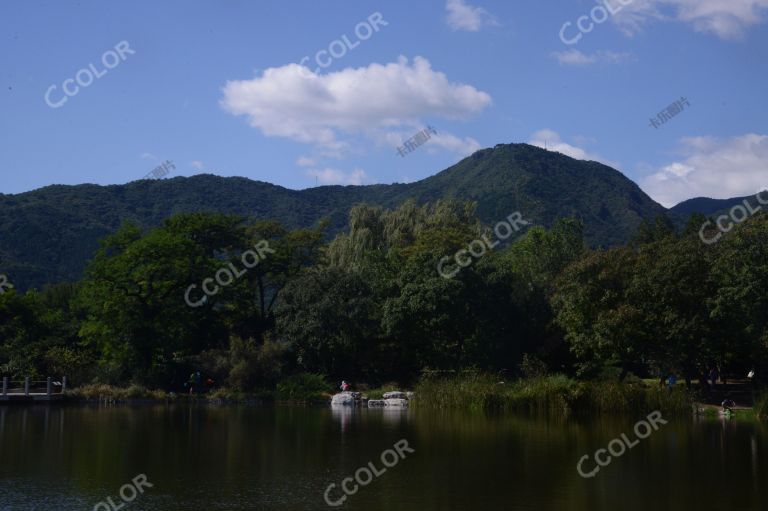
[[2, 143, 670, 289]]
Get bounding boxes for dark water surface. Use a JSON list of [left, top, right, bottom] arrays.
[[0, 404, 766, 510]]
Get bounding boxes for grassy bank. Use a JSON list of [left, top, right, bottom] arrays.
[[64, 385, 326, 404], [64, 373, 333, 404], [65, 384, 170, 402], [414, 373, 694, 416], [756, 392, 768, 420]]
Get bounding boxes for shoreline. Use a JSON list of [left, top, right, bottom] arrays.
[[5, 377, 762, 422]]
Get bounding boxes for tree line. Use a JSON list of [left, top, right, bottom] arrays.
[[1, 200, 766, 391]]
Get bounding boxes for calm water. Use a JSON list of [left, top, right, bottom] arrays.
[[0, 404, 766, 510]]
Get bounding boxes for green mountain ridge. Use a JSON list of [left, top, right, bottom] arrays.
[[670, 194, 764, 216], [1, 143, 673, 290]]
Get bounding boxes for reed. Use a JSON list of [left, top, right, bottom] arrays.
[[414, 372, 693, 416]]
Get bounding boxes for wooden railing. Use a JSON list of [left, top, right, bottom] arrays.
[[1, 376, 67, 396]]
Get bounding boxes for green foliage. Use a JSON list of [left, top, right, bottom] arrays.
[[2, 196, 768, 413], [553, 213, 768, 384], [503, 218, 585, 289], [1, 144, 670, 291], [72, 212, 321, 387], [551, 246, 644, 378], [519, 353, 549, 378], [275, 373, 330, 401], [0, 283, 94, 382], [65, 383, 168, 401], [276, 268, 381, 380], [415, 372, 693, 416], [756, 393, 768, 420], [194, 336, 288, 391]]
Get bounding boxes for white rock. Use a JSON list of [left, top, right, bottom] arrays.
[[331, 393, 355, 406], [383, 391, 408, 400], [384, 398, 409, 408]]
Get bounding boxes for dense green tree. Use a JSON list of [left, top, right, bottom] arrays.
[[276, 268, 380, 381], [3, 200, 767, 392], [629, 231, 713, 386], [709, 213, 768, 381], [77, 213, 323, 386], [552, 247, 646, 379]]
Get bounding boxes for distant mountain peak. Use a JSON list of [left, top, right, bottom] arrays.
[[0, 144, 670, 290]]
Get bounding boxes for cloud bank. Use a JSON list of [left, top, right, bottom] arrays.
[[221, 56, 492, 154], [641, 133, 768, 207]]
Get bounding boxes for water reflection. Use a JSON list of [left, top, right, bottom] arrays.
[[330, 404, 354, 433], [0, 405, 765, 511]]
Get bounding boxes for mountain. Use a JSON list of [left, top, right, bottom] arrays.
[[670, 195, 757, 216], [0, 143, 669, 290]]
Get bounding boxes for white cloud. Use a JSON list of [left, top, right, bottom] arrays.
[[640, 133, 768, 207], [610, 0, 768, 39], [141, 152, 158, 161], [378, 127, 481, 158], [191, 160, 205, 170], [296, 156, 316, 167], [528, 129, 600, 161], [306, 168, 368, 186], [428, 132, 482, 156], [220, 57, 491, 154], [445, 0, 497, 31], [551, 49, 632, 66]]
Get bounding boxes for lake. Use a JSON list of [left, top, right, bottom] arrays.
[[0, 404, 766, 510]]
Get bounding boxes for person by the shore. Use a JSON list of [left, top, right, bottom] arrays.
[[667, 373, 677, 390]]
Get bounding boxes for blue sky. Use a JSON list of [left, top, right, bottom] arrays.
[[1, 0, 767, 207]]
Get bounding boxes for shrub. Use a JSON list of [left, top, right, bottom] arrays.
[[276, 373, 330, 401], [414, 372, 693, 416], [194, 336, 287, 391], [756, 392, 768, 420]]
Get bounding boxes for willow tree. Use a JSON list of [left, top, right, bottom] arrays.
[[325, 199, 480, 272]]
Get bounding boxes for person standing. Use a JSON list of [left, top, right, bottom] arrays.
[[667, 373, 677, 390]]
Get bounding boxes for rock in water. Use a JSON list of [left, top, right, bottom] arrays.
[[382, 391, 408, 400], [367, 400, 386, 407], [331, 393, 355, 406], [384, 398, 409, 408]]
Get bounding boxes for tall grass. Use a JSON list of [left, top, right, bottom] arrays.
[[756, 392, 768, 420], [275, 373, 330, 402], [414, 372, 693, 416], [65, 384, 168, 402]]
